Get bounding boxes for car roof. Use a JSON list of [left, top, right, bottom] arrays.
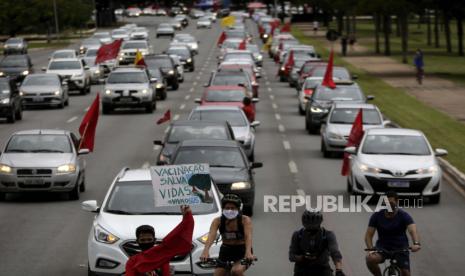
[[49, 58, 80, 62], [179, 139, 240, 148], [171, 120, 229, 127], [119, 168, 152, 182], [112, 67, 145, 73], [365, 128, 424, 136], [53, 49, 75, 53], [25, 73, 59, 79], [333, 103, 377, 109], [192, 105, 241, 111], [12, 129, 70, 135]]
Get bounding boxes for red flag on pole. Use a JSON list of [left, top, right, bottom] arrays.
[[217, 32, 227, 46], [270, 20, 280, 36], [79, 94, 100, 151], [322, 49, 336, 89], [157, 110, 171, 125], [284, 50, 295, 74], [341, 109, 364, 176], [238, 39, 247, 50], [95, 39, 122, 64], [280, 22, 291, 32]]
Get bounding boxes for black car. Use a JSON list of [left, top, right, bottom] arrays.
[[148, 68, 168, 100], [0, 77, 22, 123], [166, 46, 194, 72], [304, 82, 373, 133], [155, 120, 235, 164], [144, 54, 179, 90], [0, 55, 33, 83], [170, 139, 262, 216]]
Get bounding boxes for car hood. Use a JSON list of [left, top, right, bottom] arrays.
[[359, 154, 436, 171], [210, 167, 250, 184], [0, 153, 74, 167], [231, 126, 249, 141], [46, 69, 83, 76], [105, 83, 149, 90], [326, 124, 383, 136], [98, 212, 218, 240], [21, 85, 60, 93]]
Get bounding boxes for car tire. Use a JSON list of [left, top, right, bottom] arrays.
[[243, 205, 253, 216], [6, 108, 15, 123], [88, 264, 96, 276], [79, 174, 86, 192], [65, 97, 69, 106], [15, 105, 23, 120], [58, 99, 65, 109], [80, 88, 87, 95], [428, 194, 441, 204], [102, 104, 113, 114], [279, 76, 286, 82], [145, 102, 154, 113], [189, 67, 194, 72], [160, 90, 167, 100], [321, 140, 331, 158], [298, 104, 305, 115], [346, 179, 353, 194], [69, 183, 80, 200], [0, 192, 6, 201]]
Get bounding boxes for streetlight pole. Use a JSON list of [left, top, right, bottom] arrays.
[[53, 0, 60, 40]]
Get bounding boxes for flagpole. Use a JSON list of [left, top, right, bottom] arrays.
[[78, 123, 89, 150]]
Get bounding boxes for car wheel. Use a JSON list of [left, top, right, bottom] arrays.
[[279, 76, 286, 82], [15, 104, 23, 120], [243, 205, 253, 216], [65, 97, 69, 106], [428, 194, 440, 204], [88, 264, 96, 276], [190, 67, 194, 72], [6, 108, 15, 123], [58, 99, 65, 109], [0, 192, 6, 201], [145, 102, 154, 113], [161, 90, 167, 100], [346, 178, 353, 194], [79, 174, 86, 192], [102, 104, 113, 114], [68, 183, 80, 200], [80, 88, 87, 95]]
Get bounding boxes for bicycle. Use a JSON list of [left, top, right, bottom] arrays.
[[197, 257, 257, 275], [365, 248, 410, 276]]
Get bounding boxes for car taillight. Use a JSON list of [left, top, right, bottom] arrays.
[[304, 89, 313, 95]]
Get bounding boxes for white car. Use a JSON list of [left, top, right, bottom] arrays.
[[82, 167, 222, 275], [111, 29, 130, 41], [82, 47, 104, 84], [93, 32, 113, 44], [129, 27, 149, 40], [197, 17, 212, 29], [345, 128, 447, 203], [157, 23, 175, 38], [44, 58, 91, 95], [117, 40, 151, 65]]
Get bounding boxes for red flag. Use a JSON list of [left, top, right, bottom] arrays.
[[341, 109, 364, 176], [217, 32, 227, 46], [125, 212, 195, 276], [280, 22, 291, 32], [322, 49, 336, 89], [258, 25, 265, 35], [157, 110, 171, 125], [284, 50, 295, 74], [238, 39, 247, 50], [79, 94, 100, 151], [270, 20, 280, 36], [95, 39, 122, 64]]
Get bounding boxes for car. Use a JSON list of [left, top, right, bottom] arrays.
[[114, 8, 124, 15], [206, 69, 256, 98], [221, 50, 256, 67], [204, 11, 217, 22], [147, 67, 168, 100], [156, 23, 175, 38], [320, 103, 387, 157], [117, 40, 151, 65], [190, 9, 205, 19], [169, 54, 185, 83], [279, 45, 317, 64], [154, 120, 236, 163], [155, 8, 167, 16], [197, 17, 212, 29], [0, 54, 33, 83], [44, 58, 91, 95], [79, 38, 102, 55], [82, 47, 105, 83], [307, 65, 354, 81], [82, 167, 223, 275], [92, 31, 112, 44], [0, 77, 22, 123], [170, 139, 263, 215], [102, 67, 157, 114], [3, 37, 28, 55], [172, 34, 199, 55], [144, 54, 179, 90], [20, 73, 69, 109], [0, 129, 88, 200], [224, 29, 249, 41], [111, 29, 130, 41], [345, 128, 447, 203], [50, 49, 77, 60], [174, 14, 189, 27], [166, 46, 194, 72], [126, 7, 142, 17], [245, 44, 263, 67], [142, 7, 156, 15], [298, 77, 323, 114], [304, 81, 374, 133], [269, 35, 297, 58], [278, 52, 315, 82], [129, 27, 149, 40], [215, 64, 259, 97], [220, 38, 243, 52], [289, 57, 321, 88], [168, 19, 183, 30], [188, 106, 260, 160], [296, 61, 327, 90]]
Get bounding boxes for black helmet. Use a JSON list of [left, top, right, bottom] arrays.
[[302, 210, 323, 229], [221, 194, 242, 209]]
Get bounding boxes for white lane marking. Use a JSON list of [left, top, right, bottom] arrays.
[[289, 161, 298, 174], [153, 145, 161, 151], [272, 103, 278, 110], [173, 114, 180, 121], [193, 82, 197, 86], [66, 116, 78, 123], [278, 124, 286, 133], [189, 88, 194, 92], [267, 87, 272, 92], [84, 107, 89, 112], [180, 104, 186, 110], [269, 95, 275, 100], [164, 127, 170, 134], [283, 140, 291, 150], [185, 95, 191, 100], [141, 162, 150, 169], [266, 81, 270, 86], [275, 113, 281, 120]]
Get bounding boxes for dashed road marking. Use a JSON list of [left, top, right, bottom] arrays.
[[153, 145, 161, 151], [164, 127, 170, 134], [283, 140, 291, 150], [185, 95, 191, 100], [269, 95, 275, 100], [189, 88, 194, 92], [180, 104, 186, 110], [272, 103, 278, 110], [278, 124, 286, 133], [288, 161, 298, 174], [193, 82, 197, 86], [66, 116, 78, 123], [173, 114, 180, 120], [267, 87, 272, 92], [275, 113, 281, 120]]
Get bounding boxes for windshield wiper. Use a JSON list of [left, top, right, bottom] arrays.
[[383, 152, 420, 155], [106, 209, 135, 215], [6, 149, 30, 153], [31, 149, 65, 153]]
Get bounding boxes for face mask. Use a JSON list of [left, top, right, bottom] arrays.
[[139, 241, 155, 251], [223, 209, 239, 220]]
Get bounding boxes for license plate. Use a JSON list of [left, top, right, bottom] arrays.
[[387, 181, 410, 188], [33, 97, 43, 102], [24, 179, 44, 185], [119, 97, 133, 102]]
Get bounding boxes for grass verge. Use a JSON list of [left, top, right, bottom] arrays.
[[293, 27, 465, 173]]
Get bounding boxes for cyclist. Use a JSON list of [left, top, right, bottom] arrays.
[[289, 210, 346, 276], [365, 191, 421, 276], [200, 194, 254, 276]]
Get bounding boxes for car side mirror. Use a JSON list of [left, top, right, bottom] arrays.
[[41, 67, 47, 72], [252, 98, 259, 103], [81, 200, 100, 213], [250, 121, 260, 128], [366, 95, 375, 101], [251, 162, 263, 169], [78, 149, 90, 155], [434, 148, 448, 157], [84, 66, 90, 70], [150, 78, 158, 83], [344, 146, 357, 155], [195, 98, 202, 104], [153, 140, 164, 146]]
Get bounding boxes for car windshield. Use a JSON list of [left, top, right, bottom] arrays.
[[302, 63, 325, 74], [330, 108, 382, 125], [85, 49, 98, 57], [222, 40, 240, 49], [53, 51, 75, 59], [107, 72, 147, 83], [166, 48, 190, 58], [224, 53, 253, 62], [112, 30, 127, 35], [7, 38, 22, 44], [246, 45, 259, 53], [122, 42, 147, 50], [314, 86, 363, 101], [159, 23, 171, 28], [312, 67, 351, 79], [174, 147, 245, 168], [190, 110, 246, 126], [1, 57, 27, 67], [226, 31, 246, 39], [145, 58, 172, 68], [304, 79, 322, 88], [362, 135, 431, 155], [206, 89, 245, 102], [48, 60, 81, 70], [83, 39, 100, 46], [22, 76, 58, 86], [212, 73, 249, 86], [168, 125, 229, 142], [5, 134, 72, 153], [104, 181, 218, 215]]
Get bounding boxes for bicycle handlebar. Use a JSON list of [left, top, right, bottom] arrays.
[[364, 248, 411, 253]]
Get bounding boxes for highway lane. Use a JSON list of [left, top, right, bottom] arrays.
[[0, 15, 464, 276]]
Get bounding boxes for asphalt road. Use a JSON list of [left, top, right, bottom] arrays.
[[0, 15, 464, 276]]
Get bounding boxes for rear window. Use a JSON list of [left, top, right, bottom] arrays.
[[168, 125, 229, 142]]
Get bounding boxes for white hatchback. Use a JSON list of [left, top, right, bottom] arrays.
[[82, 168, 222, 275]]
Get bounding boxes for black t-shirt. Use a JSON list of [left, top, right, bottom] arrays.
[[369, 209, 414, 250]]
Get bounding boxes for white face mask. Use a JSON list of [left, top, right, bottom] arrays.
[[223, 209, 239, 220]]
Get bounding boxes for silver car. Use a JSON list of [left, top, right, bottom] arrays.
[[20, 73, 69, 108], [3, 37, 28, 54], [188, 106, 260, 160], [82, 47, 105, 83], [197, 17, 212, 29], [129, 27, 149, 40], [79, 38, 101, 55], [92, 31, 112, 44], [0, 129, 89, 200], [169, 54, 185, 82], [345, 128, 447, 203], [172, 35, 199, 54], [157, 23, 176, 37], [111, 29, 130, 41], [44, 58, 91, 95], [321, 103, 388, 157]]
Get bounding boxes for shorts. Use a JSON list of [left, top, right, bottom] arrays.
[[218, 244, 246, 264], [378, 249, 410, 270]]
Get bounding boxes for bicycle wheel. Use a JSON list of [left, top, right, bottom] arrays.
[[383, 265, 401, 276]]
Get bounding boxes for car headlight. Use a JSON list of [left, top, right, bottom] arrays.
[[19, 91, 24, 96], [187, 58, 192, 63], [416, 165, 439, 175], [54, 90, 60, 96], [94, 224, 120, 244], [0, 72, 4, 76], [156, 83, 163, 89], [328, 132, 344, 140], [79, 46, 84, 50], [1, 98, 10, 104], [57, 164, 76, 173], [263, 34, 269, 38], [192, 44, 198, 50], [168, 70, 174, 75], [197, 232, 218, 244], [105, 89, 111, 95], [141, 89, 148, 94], [231, 181, 251, 190], [22, 70, 29, 76], [280, 66, 285, 71], [94, 69, 100, 74], [4, 45, 9, 48], [359, 164, 381, 174], [0, 164, 12, 174], [310, 106, 324, 113], [257, 55, 263, 61]]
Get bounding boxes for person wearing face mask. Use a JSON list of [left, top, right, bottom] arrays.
[[365, 191, 421, 276], [200, 194, 254, 276], [289, 210, 345, 276], [125, 205, 194, 276]]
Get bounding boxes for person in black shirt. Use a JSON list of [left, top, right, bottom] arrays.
[[289, 210, 346, 276]]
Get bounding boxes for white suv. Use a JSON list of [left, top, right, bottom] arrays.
[[82, 167, 222, 275], [44, 58, 91, 95]]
